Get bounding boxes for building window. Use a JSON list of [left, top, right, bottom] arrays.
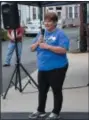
[[18, 9, 21, 22], [33, 7, 36, 19], [66, 7, 68, 18], [56, 7, 62, 10], [57, 12, 61, 19], [87, 4, 89, 23], [29, 7, 30, 20], [74, 6, 79, 18], [49, 7, 53, 10], [69, 7, 73, 18]]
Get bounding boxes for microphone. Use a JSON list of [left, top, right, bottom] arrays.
[[40, 28, 45, 43], [41, 29, 45, 36]]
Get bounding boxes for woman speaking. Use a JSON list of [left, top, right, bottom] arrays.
[[29, 12, 69, 120]]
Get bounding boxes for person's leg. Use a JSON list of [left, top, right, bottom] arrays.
[[4, 42, 15, 65], [37, 71, 50, 113], [49, 64, 68, 116], [29, 71, 50, 119]]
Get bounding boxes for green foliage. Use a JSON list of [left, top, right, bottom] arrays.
[[0, 29, 9, 41]]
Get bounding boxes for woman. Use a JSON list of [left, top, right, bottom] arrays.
[[29, 12, 69, 119]]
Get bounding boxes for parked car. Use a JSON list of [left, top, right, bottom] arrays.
[[24, 20, 43, 36]]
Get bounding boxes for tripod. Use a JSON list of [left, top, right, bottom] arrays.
[[3, 29, 38, 99]]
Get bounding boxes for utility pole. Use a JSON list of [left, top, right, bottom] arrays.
[[87, 23, 89, 52], [80, 3, 87, 52], [0, 1, 2, 95]]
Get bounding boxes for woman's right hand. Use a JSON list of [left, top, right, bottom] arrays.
[[38, 35, 44, 44], [30, 35, 44, 52], [30, 41, 39, 52]]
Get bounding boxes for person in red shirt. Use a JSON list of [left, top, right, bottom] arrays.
[[3, 26, 24, 67]]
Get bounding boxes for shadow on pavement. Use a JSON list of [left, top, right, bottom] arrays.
[[1, 112, 89, 120]]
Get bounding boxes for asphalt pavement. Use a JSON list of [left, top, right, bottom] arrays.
[[1, 53, 88, 114], [2, 37, 37, 93]]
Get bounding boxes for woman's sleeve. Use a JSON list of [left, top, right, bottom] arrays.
[[58, 31, 70, 51]]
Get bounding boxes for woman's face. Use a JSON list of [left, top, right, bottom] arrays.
[[44, 19, 56, 31]]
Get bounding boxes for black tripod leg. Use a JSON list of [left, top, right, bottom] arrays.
[[17, 64, 22, 92], [15, 65, 18, 89], [3, 67, 17, 99], [20, 63, 38, 90]]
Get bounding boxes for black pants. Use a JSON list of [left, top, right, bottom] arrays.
[[37, 64, 68, 115]]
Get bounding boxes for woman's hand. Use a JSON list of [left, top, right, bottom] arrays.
[[38, 35, 44, 43], [39, 43, 50, 49]]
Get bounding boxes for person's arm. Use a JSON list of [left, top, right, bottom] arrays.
[[48, 45, 66, 54], [39, 43, 66, 54], [16, 27, 24, 38], [7, 30, 13, 40], [30, 33, 43, 52], [30, 41, 39, 52], [17, 33, 23, 38], [39, 31, 69, 54]]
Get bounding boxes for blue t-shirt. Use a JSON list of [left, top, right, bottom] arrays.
[[32, 28, 69, 71]]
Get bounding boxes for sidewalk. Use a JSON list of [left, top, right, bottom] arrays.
[[1, 53, 88, 113]]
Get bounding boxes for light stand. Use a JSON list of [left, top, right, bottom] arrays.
[[3, 28, 38, 99]]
